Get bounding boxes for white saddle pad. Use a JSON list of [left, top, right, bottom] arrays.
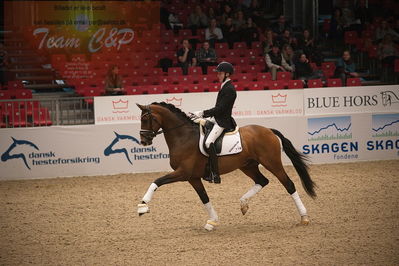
[[198, 122, 243, 157]]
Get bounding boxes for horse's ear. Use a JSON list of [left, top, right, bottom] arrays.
[[136, 103, 144, 110]]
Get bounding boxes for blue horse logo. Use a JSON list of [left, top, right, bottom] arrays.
[[104, 132, 140, 164], [1, 137, 40, 170]]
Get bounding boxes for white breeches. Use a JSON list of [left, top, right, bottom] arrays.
[[205, 121, 224, 149]]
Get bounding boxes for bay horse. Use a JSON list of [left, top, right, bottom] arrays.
[[136, 102, 316, 231]]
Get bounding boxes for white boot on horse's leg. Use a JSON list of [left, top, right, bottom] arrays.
[[204, 202, 219, 231], [137, 203, 150, 216], [240, 184, 262, 215], [291, 191, 310, 225], [138, 183, 158, 216]]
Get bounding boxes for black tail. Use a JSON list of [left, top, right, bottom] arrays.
[[271, 129, 317, 198]]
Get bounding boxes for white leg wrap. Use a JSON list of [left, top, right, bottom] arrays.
[[291, 191, 307, 217], [142, 183, 158, 203], [240, 184, 263, 202], [204, 202, 219, 222]]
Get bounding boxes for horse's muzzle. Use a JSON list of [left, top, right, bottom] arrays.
[[140, 139, 152, 146], [140, 130, 155, 146]]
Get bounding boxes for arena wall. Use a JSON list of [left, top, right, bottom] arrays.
[[1, 85, 398, 180]]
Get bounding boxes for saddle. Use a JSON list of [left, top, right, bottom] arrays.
[[197, 119, 242, 157]]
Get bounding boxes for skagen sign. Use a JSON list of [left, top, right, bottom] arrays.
[[304, 85, 399, 115]]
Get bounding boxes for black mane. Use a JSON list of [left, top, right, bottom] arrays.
[[151, 102, 197, 126]]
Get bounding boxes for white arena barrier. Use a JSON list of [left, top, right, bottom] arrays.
[[0, 85, 398, 180]]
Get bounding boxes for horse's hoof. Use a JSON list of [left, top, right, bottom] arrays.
[[137, 203, 150, 216], [240, 199, 249, 215], [298, 215, 310, 225], [204, 220, 217, 231]]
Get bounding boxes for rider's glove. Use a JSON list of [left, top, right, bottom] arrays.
[[192, 111, 203, 117]]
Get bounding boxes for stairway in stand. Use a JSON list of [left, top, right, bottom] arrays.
[[3, 29, 70, 92]]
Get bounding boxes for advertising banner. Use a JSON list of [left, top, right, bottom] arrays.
[[304, 85, 399, 115], [94, 89, 304, 125], [1, 113, 397, 180], [0, 124, 171, 180], [5, 1, 160, 79]]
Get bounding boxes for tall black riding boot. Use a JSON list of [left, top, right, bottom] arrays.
[[208, 143, 221, 184]]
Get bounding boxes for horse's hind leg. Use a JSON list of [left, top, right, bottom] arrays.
[[239, 160, 270, 215], [260, 157, 309, 225]]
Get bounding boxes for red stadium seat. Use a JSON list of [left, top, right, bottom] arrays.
[[14, 89, 32, 100], [189, 66, 203, 75], [256, 72, 272, 81], [9, 109, 29, 127], [32, 108, 52, 126], [344, 31, 358, 45], [269, 80, 285, 90], [307, 79, 324, 88], [277, 71, 292, 81], [327, 78, 342, 87], [233, 42, 246, 50], [0, 90, 12, 100], [346, 77, 362, 86], [215, 43, 228, 50], [248, 81, 266, 90], [125, 86, 144, 95], [187, 84, 205, 93], [168, 67, 184, 76], [7, 81, 24, 90], [287, 80, 304, 89]]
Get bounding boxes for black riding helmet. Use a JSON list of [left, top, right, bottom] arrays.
[[215, 61, 234, 75]]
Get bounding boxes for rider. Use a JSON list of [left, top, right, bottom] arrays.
[[191, 61, 237, 183]]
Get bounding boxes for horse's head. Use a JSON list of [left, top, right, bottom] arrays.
[[137, 103, 163, 146]]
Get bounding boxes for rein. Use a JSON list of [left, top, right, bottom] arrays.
[[140, 105, 188, 139]]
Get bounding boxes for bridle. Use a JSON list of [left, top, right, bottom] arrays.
[[139, 105, 188, 141]]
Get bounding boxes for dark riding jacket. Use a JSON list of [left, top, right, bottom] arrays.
[[203, 79, 237, 130]]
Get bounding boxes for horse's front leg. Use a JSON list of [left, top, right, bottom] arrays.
[[189, 178, 219, 231], [137, 170, 185, 216]]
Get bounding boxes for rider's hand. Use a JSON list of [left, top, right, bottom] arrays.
[[192, 111, 203, 117]]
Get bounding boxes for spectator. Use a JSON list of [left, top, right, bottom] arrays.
[[340, 0, 357, 30], [334, 50, 359, 86], [221, 17, 238, 49], [207, 7, 217, 21], [294, 53, 324, 84], [354, 0, 373, 32], [378, 34, 399, 67], [375, 20, 399, 43], [196, 41, 218, 74], [205, 18, 224, 48], [104, 65, 124, 95], [188, 5, 209, 35], [177, 39, 197, 75], [277, 29, 297, 50], [329, 7, 345, 41], [281, 44, 295, 73], [297, 29, 323, 64], [233, 10, 246, 36], [247, 0, 266, 26], [297, 29, 314, 55], [221, 4, 234, 25], [242, 17, 259, 48], [261, 29, 275, 55], [265, 44, 284, 80], [271, 15, 291, 36], [168, 12, 183, 31]]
